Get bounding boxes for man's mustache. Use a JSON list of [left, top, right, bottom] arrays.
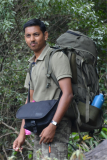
[[30, 42, 38, 45]]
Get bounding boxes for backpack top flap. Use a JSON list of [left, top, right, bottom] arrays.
[[56, 30, 97, 60]]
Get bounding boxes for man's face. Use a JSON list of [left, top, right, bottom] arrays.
[[24, 26, 48, 53]]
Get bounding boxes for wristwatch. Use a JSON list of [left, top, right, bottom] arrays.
[[51, 120, 58, 126]]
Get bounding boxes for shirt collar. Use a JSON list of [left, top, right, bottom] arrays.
[[28, 44, 52, 63]]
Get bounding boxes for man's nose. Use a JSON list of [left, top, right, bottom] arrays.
[[31, 35, 35, 41]]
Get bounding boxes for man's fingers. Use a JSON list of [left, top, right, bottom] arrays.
[[39, 136, 49, 144], [13, 146, 17, 150], [13, 142, 21, 152], [13, 141, 18, 151], [14, 147, 22, 152], [13, 144, 19, 151], [46, 139, 50, 144], [13, 144, 16, 150], [50, 139, 53, 143], [39, 136, 44, 144], [39, 136, 52, 144], [15, 147, 19, 151], [17, 143, 21, 151], [39, 130, 44, 138], [46, 138, 53, 144], [43, 138, 49, 143]]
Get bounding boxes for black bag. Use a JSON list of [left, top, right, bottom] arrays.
[[16, 99, 59, 134]]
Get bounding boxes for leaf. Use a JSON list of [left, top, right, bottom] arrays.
[[28, 153, 32, 159], [102, 128, 107, 132], [100, 131, 107, 139], [12, 150, 17, 156], [61, 0, 66, 3], [82, 135, 92, 141]]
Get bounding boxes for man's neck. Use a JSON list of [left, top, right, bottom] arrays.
[[34, 44, 46, 62]]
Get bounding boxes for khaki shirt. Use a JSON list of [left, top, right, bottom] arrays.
[[24, 44, 72, 101]]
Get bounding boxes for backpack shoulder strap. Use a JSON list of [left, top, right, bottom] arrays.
[[27, 62, 33, 103], [28, 62, 33, 81], [45, 48, 63, 88], [28, 62, 36, 81]]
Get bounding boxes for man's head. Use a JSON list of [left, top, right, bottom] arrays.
[[24, 19, 48, 53], [23, 19, 46, 34]]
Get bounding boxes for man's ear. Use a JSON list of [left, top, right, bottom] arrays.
[[24, 35, 27, 44], [44, 31, 48, 41], [24, 34, 25, 38]]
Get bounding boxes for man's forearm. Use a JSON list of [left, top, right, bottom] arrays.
[[52, 92, 73, 124], [19, 119, 25, 137]]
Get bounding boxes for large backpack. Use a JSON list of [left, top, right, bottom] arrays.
[[45, 30, 105, 140]]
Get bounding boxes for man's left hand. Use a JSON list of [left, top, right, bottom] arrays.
[[39, 123, 57, 144]]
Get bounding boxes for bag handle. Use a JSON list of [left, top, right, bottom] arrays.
[[27, 62, 34, 103]]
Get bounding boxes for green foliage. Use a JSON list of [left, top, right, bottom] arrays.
[[70, 149, 85, 160], [0, 0, 15, 33], [28, 151, 33, 159]]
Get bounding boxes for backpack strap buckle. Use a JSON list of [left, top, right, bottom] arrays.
[[47, 73, 51, 78], [46, 83, 51, 88]]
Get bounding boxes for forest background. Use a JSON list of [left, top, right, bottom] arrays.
[[0, 0, 107, 159]]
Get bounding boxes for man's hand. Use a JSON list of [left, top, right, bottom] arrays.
[[39, 123, 57, 144], [13, 135, 25, 151]]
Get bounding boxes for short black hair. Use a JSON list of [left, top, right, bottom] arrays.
[[23, 19, 46, 33]]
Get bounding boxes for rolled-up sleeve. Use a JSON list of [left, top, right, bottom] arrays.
[[51, 51, 72, 81]]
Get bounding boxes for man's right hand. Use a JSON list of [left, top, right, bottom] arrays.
[[13, 135, 25, 151]]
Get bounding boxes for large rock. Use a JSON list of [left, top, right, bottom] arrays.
[[81, 139, 107, 160]]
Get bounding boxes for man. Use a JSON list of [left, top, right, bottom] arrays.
[[13, 19, 73, 159]]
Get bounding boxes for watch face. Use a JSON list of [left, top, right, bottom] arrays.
[[52, 120, 57, 126], [53, 122, 57, 125]]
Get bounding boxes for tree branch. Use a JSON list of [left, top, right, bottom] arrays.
[[99, 72, 107, 82], [2, 146, 8, 159], [0, 132, 16, 139], [0, 153, 4, 160], [1, 121, 33, 150]]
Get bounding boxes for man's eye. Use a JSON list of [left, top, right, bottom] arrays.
[[34, 33, 39, 36], [26, 34, 30, 37]]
